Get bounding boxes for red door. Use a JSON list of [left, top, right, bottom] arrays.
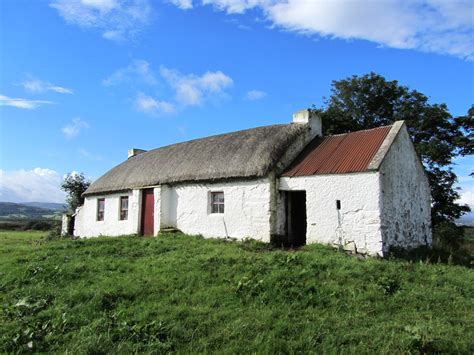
[[141, 189, 154, 236]]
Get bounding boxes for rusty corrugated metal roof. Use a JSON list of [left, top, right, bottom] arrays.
[[282, 125, 392, 176]]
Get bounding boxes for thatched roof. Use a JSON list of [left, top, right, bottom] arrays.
[[84, 124, 308, 196]]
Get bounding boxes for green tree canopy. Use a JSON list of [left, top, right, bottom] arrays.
[[314, 72, 472, 225], [61, 173, 91, 212]]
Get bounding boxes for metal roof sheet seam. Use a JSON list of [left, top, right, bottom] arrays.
[[282, 125, 393, 177]]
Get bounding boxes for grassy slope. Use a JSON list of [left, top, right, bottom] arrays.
[[1, 231, 473, 353]]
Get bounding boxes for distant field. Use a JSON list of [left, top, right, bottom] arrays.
[[1, 230, 473, 353], [0, 202, 63, 221]]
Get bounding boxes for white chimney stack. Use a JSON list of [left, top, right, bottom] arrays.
[[128, 148, 147, 159], [292, 109, 322, 138]]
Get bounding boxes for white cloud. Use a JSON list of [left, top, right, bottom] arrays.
[[170, 0, 193, 10], [104, 60, 233, 115], [50, 0, 152, 42], [174, 0, 474, 60], [81, 0, 118, 12], [458, 184, 474, 209], [62, 118, 90, 138], [160, 66, 233, 106], [135, 92, 176, 116], [0, 94, 53, 109], [246, 89, 266, 100], [0, 168, 66, 203], [21, 77, 73, 94], [103, 59, 157, 86]]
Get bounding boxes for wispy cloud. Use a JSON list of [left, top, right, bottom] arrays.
[[0, 168, 66, 203], [50, 0, 152, 42], [105, 60, 234, 116], [79, 148, 103, 161], [173, 0, 474, 60], [170, 0, 193, 10], [134, 92, 176, 116], [160, 66, 233, 106], [103, 59, 157, 86], [62, 118, 90, 138], [245, 89, 266, 101], [21, 77, 73, 94], [0, 94, 53, 109]]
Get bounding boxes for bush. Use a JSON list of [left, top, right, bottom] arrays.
[[23, 220, 54, 231], [433, 222, 465, 251], [44, 221, 64, 241]]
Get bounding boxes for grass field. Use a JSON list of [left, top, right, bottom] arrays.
[[1, 231, 473, 353]]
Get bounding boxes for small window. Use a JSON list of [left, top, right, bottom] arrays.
[[210, 192, 224, 214], [120, 196, 129, 220], [97, 198, 105, 221], [336, 200, 341, 210]]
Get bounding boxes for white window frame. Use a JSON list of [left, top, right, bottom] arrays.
[[119, 196, 129, 221], [210, 191, 224, 214], [97, 198, 105, 221]]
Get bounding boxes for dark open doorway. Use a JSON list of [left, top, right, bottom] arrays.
[[285, 191, 307, 247]]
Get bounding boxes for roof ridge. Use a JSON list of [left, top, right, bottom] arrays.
[[327, 124, 394, 137], [143, 123, 292, 154]]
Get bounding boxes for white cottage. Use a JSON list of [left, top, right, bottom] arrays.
[[73, 110, 432, 256]]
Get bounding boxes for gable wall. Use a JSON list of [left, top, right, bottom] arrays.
[[160, 179, 272, 241], [279, 173, 383, 255], [379, 127, 432, 252]]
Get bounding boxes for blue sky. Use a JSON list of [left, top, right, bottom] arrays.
[[0, 0, 472, 216]]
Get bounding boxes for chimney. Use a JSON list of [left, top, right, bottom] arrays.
[[292, 109, 322, 138], [128, 148, 147, 159]]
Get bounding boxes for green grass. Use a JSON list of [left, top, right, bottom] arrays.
[[1, 231, 473, 353]]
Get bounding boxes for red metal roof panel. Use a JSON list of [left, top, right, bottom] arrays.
[[282, 125, 392, 176]]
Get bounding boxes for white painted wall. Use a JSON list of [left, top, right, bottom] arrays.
[[74, 190, 141, 237], [153, 187, 161, 235], [279, 173, 384, 255], [160, 179, 272, 241], [379, 127, 432, 252]]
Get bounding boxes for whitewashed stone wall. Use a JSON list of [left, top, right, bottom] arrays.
[[379, 127, 432, 252], [74, 189, 141, 237], [160, 179, 272, 241], [153, 186, 161, 236], [279, 173, 384, 255]]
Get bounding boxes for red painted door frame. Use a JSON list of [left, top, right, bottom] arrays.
[[141, 189, 154, 236]]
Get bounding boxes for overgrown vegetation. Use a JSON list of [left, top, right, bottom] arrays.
[[0, 219, 59, 232], [61, 173, 90, 212], [1, 231, 473, 353]]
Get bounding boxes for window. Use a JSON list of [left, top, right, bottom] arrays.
[[97, 198, 105, 221], [120, 196, 129, 220], [210, 192, 224, 214], [336, 200, 341, 210]]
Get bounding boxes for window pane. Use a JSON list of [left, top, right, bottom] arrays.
[[97, 199, 105, 221], [121, 197, 128, 210], [210, 192, 224, 214]]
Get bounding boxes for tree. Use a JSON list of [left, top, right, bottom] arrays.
[[314, 72, 471, 226], [61, 173, 91, 212]]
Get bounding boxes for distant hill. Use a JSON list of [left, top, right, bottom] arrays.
[[21, 202, 66, 211], [0, 202, 62, 220], [457, 213, 474, 227]]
